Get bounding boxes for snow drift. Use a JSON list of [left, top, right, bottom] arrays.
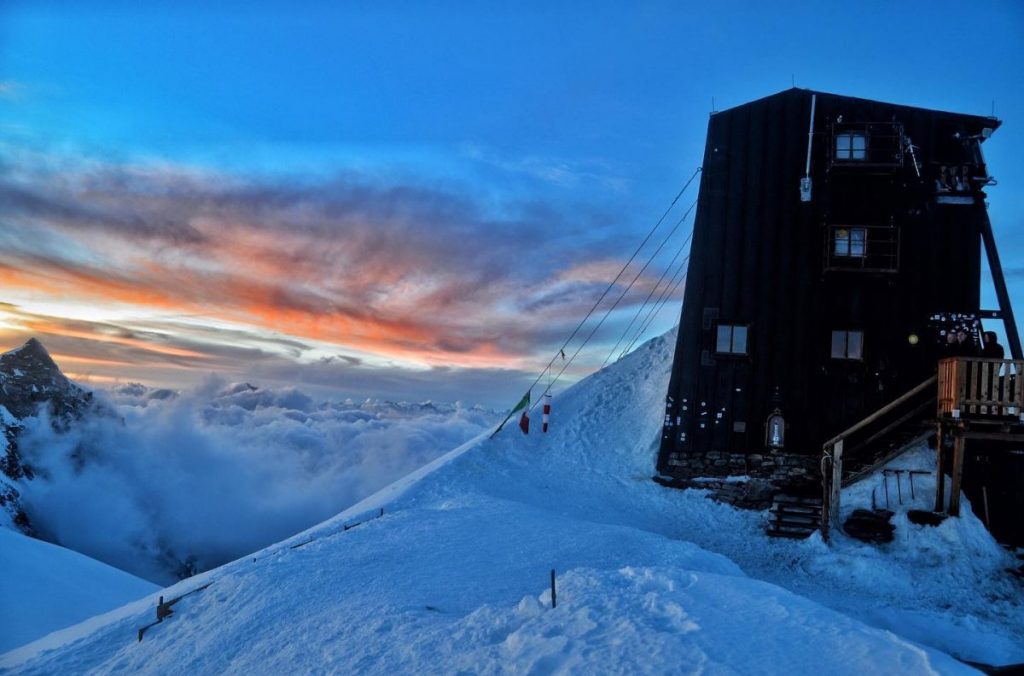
[[0, 528, 157, 653]]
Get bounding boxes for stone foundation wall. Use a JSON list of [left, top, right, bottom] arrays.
[[663, 450, 821, 488]]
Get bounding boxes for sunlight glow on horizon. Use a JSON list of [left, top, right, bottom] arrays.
[[1, 2, 1019, 405]]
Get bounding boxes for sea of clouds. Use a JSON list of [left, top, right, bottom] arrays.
[[16, 378, 499, 584]]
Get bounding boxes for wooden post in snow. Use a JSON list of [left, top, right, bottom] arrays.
[[948, 432, 966, 516], [982, 486, 991, 527], [934, 423, 946, 512], [820, 451, 832, 543]]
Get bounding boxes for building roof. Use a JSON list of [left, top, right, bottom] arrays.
[[713, 87, 1001, 135]]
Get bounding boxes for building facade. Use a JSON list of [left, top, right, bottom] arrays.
[[657, 88, 1007, 486]]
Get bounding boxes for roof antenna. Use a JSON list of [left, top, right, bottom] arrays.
[[711, 96, 716, 113], [791, 73, 795, 88]]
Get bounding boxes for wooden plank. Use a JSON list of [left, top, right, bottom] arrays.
[[938, 359, 955, 416], [979, 361, 992, 413], [994, 362, 1004, 413], [934, 423, 946, 512], [1016, 365, 1024, 410], [956, 360, 967, 416], [961, 430, 1024, 441], [948, 433, 966, 516]]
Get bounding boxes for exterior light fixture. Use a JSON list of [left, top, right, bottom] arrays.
[[908, 333, 920, 345], [765, 409, 785, 450]]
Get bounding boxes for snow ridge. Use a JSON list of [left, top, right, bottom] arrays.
[[3, 329, 1020, 673]]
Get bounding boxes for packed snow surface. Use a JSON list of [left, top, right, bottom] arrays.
[[2, 329, 1021, 673], [0, 528, 157, 653]]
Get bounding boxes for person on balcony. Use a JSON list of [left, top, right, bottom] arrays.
[[982, 331, 1005, 359], [955, 166, 971, 192], [944, 329, 975, 357]]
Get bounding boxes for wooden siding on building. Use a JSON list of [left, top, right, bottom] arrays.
[[659, 88, 999, 476]]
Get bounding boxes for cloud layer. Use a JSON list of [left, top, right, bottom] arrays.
[[0, 145, 684, 403], [17, 380, 500, 584]]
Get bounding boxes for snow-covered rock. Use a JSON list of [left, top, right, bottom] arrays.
[[0, 338, 96, 533], [0, 338, 92, 421]]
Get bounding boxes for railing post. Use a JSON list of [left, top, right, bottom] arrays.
[[956, 359, 967, 417], [831, 440, 843, 529], [934, 421, 946, 513], [821, 449, 832, 543], [948, 429, 966, 516], [820, 440, 844, 543]]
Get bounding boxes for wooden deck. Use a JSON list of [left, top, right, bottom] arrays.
[[935, 357, 1024, 518]]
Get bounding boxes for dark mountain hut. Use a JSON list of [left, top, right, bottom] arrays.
[[656, 88, 1024, 545]]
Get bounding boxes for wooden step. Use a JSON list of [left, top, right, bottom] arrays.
[[771, 503, 820, 515], [766, 529, 816, 539], [766, 493, 822, 539], [768, 522, 819, 534], [772, 516, 820, 527], [772, 494, 822, 505]]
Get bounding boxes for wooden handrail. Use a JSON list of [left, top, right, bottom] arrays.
[[821, 375, 937, 543], [822, 375, 937, 450]]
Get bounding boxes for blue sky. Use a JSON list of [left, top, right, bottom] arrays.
[[1, 1, 1023, 405]]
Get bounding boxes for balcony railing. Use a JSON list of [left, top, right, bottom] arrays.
[[938, 357, 1024, 419]]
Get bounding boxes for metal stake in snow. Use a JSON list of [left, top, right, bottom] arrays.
[[542, 394, 552, 433]]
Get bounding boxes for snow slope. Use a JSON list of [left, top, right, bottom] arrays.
[[0, 528, 158, 653], [2, 330, 1021, 673]]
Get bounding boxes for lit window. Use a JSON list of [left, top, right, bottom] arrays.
[[715, 324, 748, 355], [835, 132, 867, 161], [834, 228, 866, 257], [831, 330, 864, 360]]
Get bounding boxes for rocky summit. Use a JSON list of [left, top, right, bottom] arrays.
[[0, 337, 92, 421], [0, 338, 95, 532]]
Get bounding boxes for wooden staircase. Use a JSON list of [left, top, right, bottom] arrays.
[[768, 381, 935, 540], [766, 494, 823, 539], [837, 380, 938, 485]]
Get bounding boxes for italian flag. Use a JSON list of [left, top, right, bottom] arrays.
[[491, 390, 531, 438]]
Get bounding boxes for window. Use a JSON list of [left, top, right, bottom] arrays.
[[831, 330, 864, 360], [835, 132, 867, 161], [715, 324, 748, 355], [833, 228, 866, 258]]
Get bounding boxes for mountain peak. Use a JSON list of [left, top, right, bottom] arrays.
[[0, 337, 89, 419], [6, 337, 56, 364]]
